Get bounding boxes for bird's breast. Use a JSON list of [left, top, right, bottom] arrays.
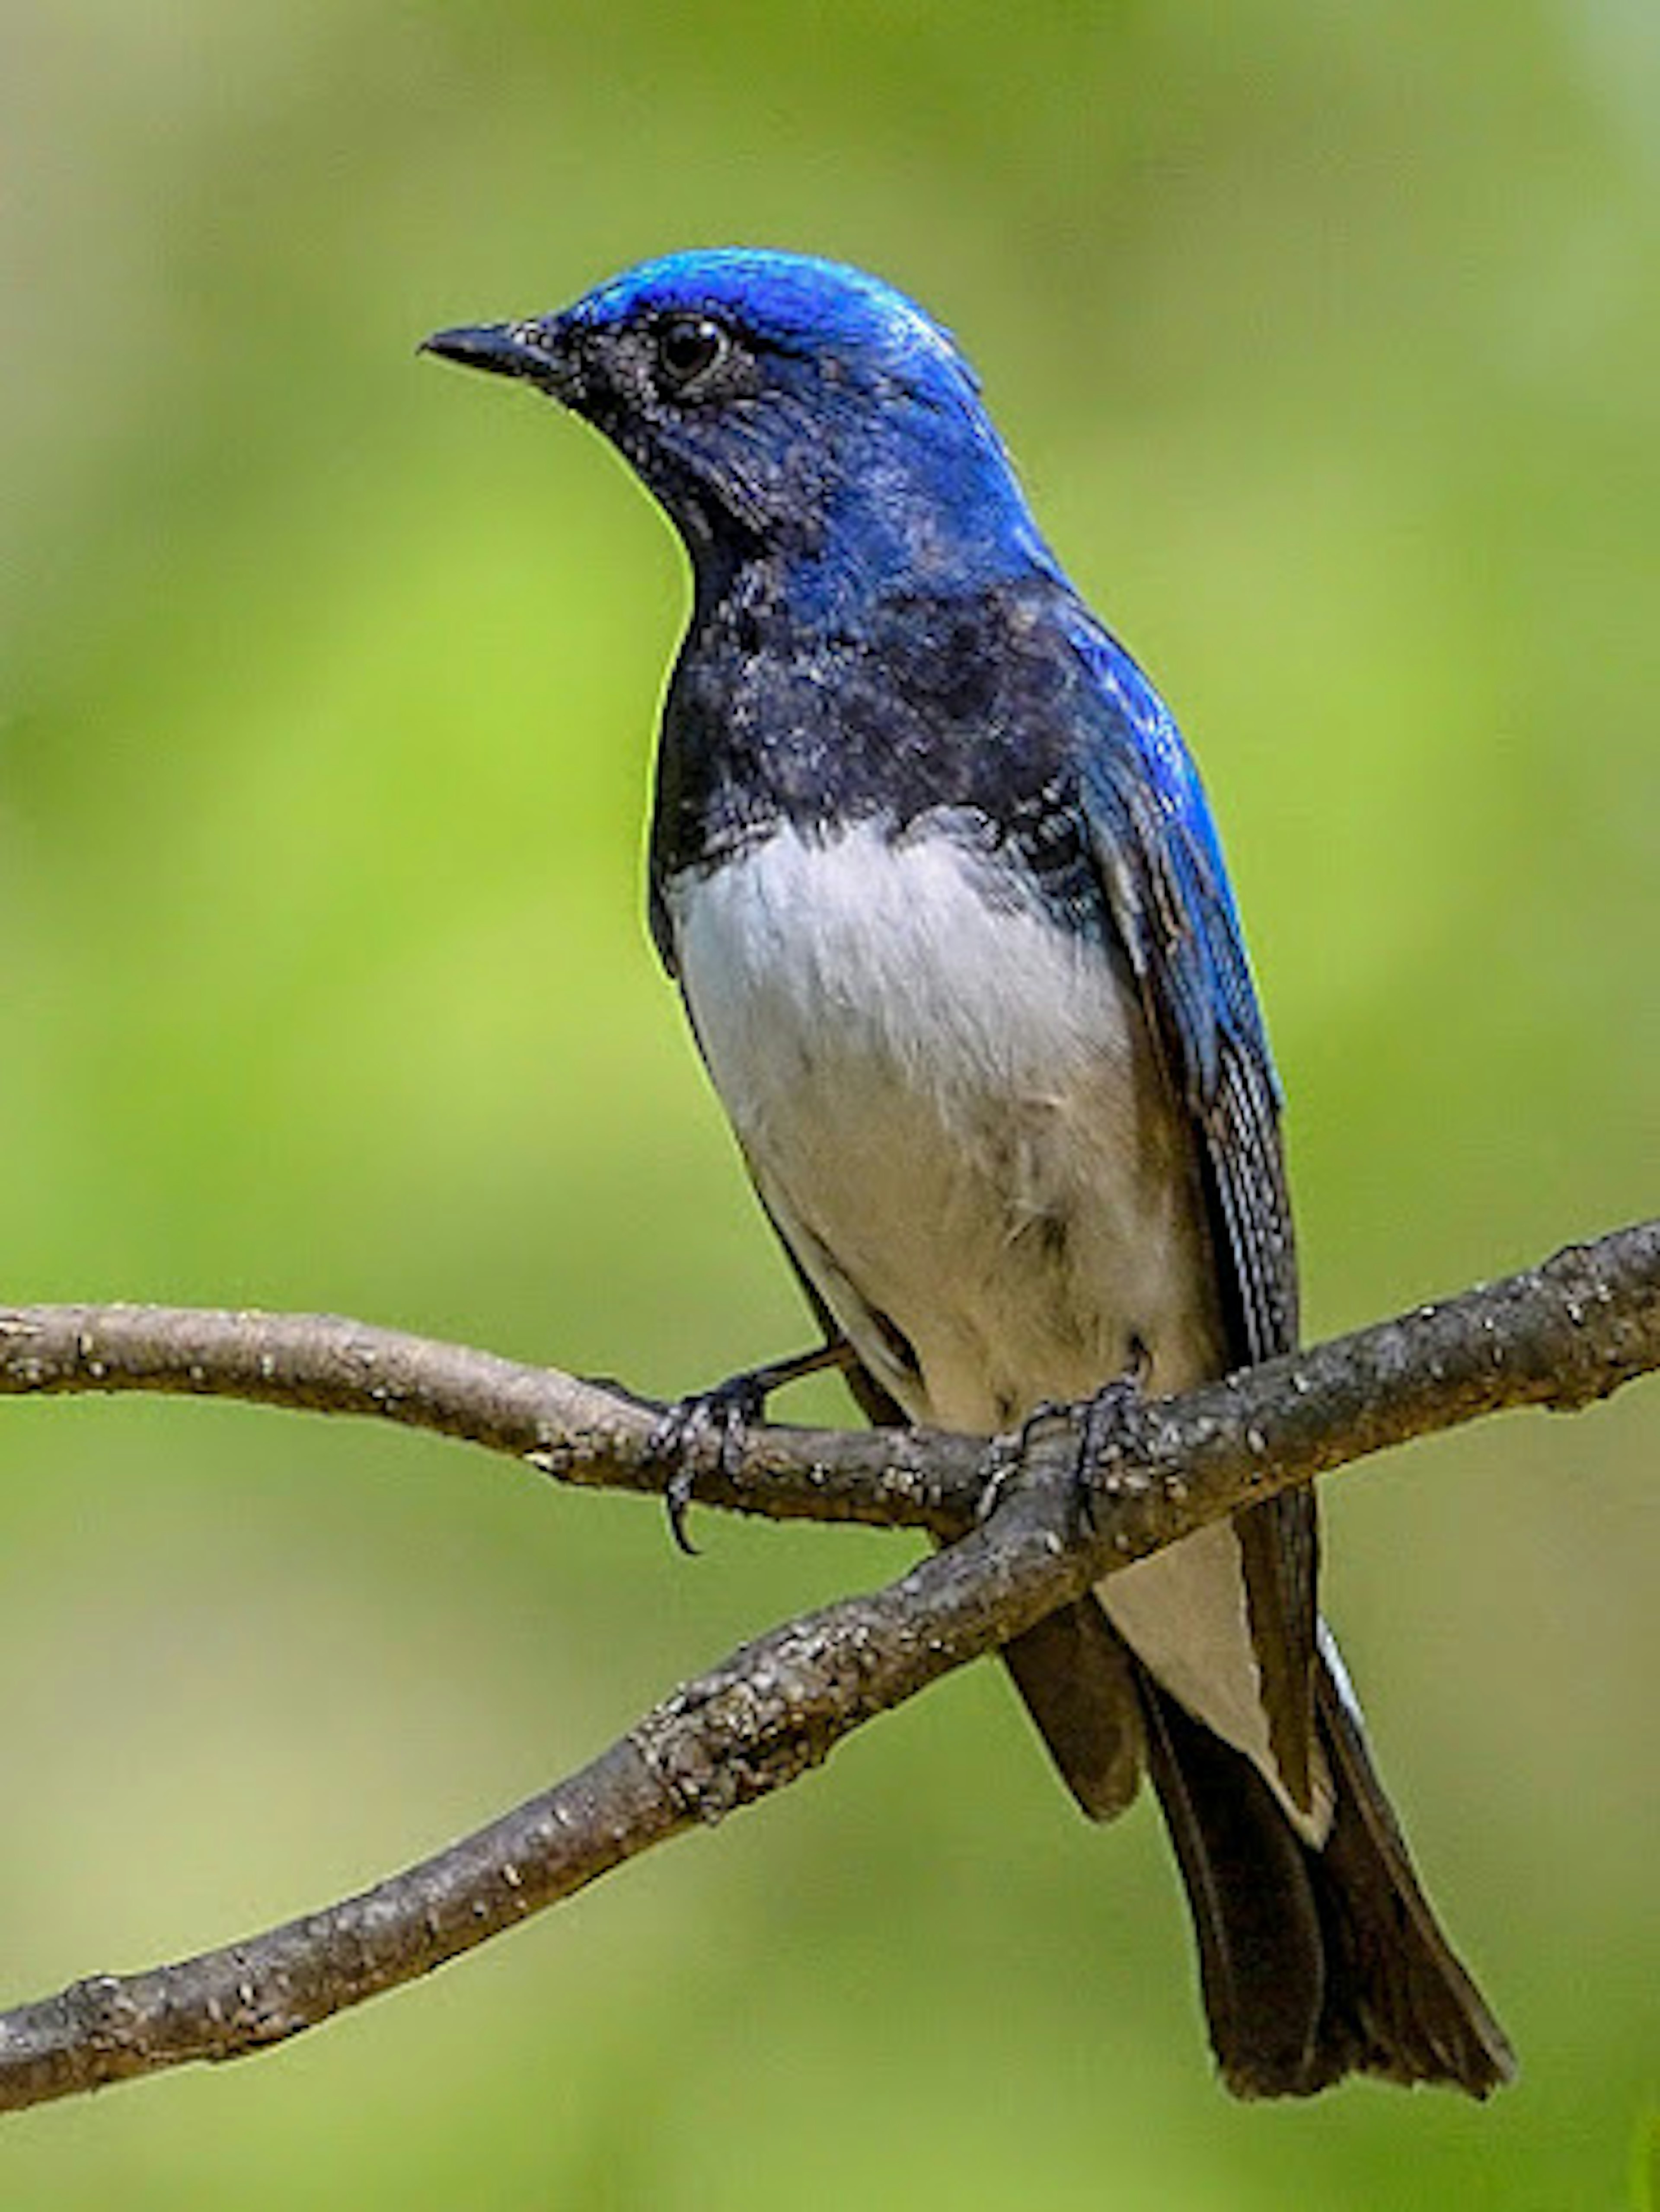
[[665, 818, 1222, 1430]]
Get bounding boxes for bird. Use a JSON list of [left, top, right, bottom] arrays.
[[422, 249, 1515, 2098]]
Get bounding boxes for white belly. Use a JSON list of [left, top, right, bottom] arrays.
[[667, 820, 1311, 1823]]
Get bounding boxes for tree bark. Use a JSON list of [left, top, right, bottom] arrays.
[[0, 1218, 1653, 2113]]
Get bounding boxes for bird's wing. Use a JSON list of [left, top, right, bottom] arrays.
[[1068, 615, 1317, 1811]]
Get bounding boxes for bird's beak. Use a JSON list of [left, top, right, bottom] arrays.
[[419, 316, 579, 401]]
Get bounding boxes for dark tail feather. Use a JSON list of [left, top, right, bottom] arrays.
[[1139, 1671, 1334, 2092], [827, 1332, 1512, 2095], [1001, 1596, 1146, 1822], [1311, 1661, 1516, 2094], [1140, 1663, 1516, 2098]]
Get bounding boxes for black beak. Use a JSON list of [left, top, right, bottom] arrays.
[[419, 317, 577, 399]]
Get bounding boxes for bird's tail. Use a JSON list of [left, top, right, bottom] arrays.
[[1137, 1655, 1516, 2098]]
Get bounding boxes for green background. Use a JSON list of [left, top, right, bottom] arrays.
[[3, 3, 1657, 2204]]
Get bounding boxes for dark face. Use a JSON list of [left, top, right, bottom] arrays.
[[424, 250, 1051, 601], [553, 300, 832, 550]]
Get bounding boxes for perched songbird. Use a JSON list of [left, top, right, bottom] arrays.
[[424, 250, 1514, 2097]]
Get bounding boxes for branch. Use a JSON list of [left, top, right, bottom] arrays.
[[4, 1220, 1657, 1542], [0, 1220, 1654, 2113]]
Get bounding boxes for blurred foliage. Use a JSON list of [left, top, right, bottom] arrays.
[[1, 0, 1657, 2203]]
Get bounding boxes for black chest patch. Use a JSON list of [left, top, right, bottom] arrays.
[[650, 573, 1107, 955]]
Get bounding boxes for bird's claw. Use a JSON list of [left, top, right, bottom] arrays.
[[975, 1396, 1076, 1527], [648, 1340, 853, 1554], [975, 1423, 1033, 1525], [662, 1458, 702, 1557], [1069, 1381, 1138, 1539], [1000, 1340, 1151, 1541], [1068, 1336, 1152, 1538], [648, 1371, 772, 1556]]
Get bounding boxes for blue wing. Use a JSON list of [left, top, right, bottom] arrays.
[[1069, 615, 1297, 1365], [1068, 613, 1315, 1803]]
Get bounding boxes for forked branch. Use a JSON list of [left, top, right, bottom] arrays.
[[0, 1218, 1654, 2113]]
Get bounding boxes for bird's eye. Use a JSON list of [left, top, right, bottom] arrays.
[[654, 315, 729, 393]]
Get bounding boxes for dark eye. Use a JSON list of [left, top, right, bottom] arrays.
[[654, 314, 729, 393]]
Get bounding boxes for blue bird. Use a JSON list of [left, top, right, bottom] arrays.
[[424, 250, 1514, 2097]]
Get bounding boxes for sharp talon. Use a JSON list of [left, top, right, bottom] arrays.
[[647, 1394, 734, 1556], [975, 1430, 1022, 1525], [1070, 1354, 1149, 1538], [976, 1397, 1071, 1526], [1011, 1397, 1069, 1464], [664, 1460, 701, 1556], [645, 1343, 843, 1556]]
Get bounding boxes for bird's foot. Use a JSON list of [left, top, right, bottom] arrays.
[[647, 1341, 854, 1556], [1067, 1336, 1153, 1538], [649, 1376, 766, 1557], [1000, 1339, 1152, 1542], [975, 1420, 1043, 1525], [980, 1397, 1071, 1526]]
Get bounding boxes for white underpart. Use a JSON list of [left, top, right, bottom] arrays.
[[669, 821, 1329, 1838]]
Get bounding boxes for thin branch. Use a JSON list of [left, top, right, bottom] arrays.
[[0, 1219, 1654, 2113], [0, 1516, 1060, 2114], [2, 1220, 1656, 1542]]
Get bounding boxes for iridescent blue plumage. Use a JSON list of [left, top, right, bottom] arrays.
[[424, 249, 1512, 2098]]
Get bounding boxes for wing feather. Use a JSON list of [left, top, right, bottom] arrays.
[[1071, 618, 1317, 1808]]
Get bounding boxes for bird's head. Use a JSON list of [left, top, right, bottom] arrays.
[[423, 249, 1054, 608]]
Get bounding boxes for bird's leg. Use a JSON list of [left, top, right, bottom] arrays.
[[648, 1339, 859, 1555], [1003, 1335, 1153, 1542], [1069, 1333, 1154, 1537], [978, 1411, 1062, 1525]]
